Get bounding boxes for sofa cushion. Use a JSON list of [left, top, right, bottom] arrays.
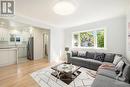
[[97, 68, 117, 79], [104, 53, 115, 63], [86, 52, 95, 59], [113, 55, 122, 65], [99, 62, 115, 71], [86, 59, 102, 70], [78, 51, 87, 58], [94, 53, 105, 62], [91, 75, 130, 87], [71, 51, 78, 57], [122, 63, 130, 83], [70, 57, 90, 68], [115, 60, 125, 76]]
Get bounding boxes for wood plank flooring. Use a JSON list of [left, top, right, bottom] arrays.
[[0, 59, 49, 87]]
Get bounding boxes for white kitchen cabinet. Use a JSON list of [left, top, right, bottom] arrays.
[[0, 48, 17, 67], [8, 49, 17, 65], [18, 46, 27, 58], [22, 31, 30, 42], [0, 28, 9, 42], [0, 50, 9, 66]]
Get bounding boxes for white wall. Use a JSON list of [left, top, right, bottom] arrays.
[[126, 2, 130, 61], [64, 16, 126, 56], [50, 28, 64, 63]]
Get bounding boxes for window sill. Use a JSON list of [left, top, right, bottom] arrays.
[[72, 47, 107, 50]]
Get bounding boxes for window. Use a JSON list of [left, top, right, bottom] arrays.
[[73, 33, 79, 47], [72, 29, 106, 49], [97, 30, 104, 48]]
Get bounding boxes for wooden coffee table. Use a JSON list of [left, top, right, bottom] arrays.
[[51, 62, 81, 84]]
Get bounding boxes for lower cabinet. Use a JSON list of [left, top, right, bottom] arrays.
[[18, 47, 27, 58], [0, 50, 8, 66], [0, 48, 17, 67]]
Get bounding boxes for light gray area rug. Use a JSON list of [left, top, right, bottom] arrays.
[[31, 67, 96, 87]]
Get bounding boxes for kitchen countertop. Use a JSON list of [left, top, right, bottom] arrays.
[[0, 44, 27, 49], [0, 47, 17, 50]]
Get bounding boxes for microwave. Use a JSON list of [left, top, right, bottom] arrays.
[[10, 34, 22, 44]]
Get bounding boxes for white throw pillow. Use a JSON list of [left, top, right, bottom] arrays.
[[113, 55, 122, 65], [115, 60, 124, 76]]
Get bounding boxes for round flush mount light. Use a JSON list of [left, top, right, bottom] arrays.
[[53, 0, 77, 15]]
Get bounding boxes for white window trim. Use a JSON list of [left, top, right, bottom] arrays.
[[72, 28, 107, 49]]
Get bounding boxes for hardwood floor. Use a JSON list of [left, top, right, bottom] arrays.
[[0, 59, 49, 87]]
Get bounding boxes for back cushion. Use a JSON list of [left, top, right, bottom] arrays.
[[122, 63, 130, 83], [104, 53, 115, 63], [115, 60, 125, 76], [86, 52, 95, 59], [72, 51, 78, 57], [94, 53, 105, 62], [113, 55, 122, 65], [78, 51, 87, 58]]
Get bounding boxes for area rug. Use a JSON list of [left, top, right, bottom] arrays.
[[31, 67, 96, 87]]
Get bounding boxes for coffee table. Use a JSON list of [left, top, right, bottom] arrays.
[[51, 62, 81, 84]]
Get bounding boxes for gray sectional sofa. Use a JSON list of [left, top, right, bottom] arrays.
[[67, 51, 115, 70], [67, 51, 130, 87]]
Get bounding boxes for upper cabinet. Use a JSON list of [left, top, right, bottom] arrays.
[[0, 28, 30, 45], [22, 31, 30, 42], [0, 28, 9, 42]]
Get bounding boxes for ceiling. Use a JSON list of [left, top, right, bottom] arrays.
[[0, 18, 49, 32], [15, 0, 129, 28]]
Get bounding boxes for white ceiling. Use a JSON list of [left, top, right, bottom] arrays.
[[15, 0, 129, 28]]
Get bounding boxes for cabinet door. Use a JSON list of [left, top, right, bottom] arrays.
[[8, 50, 17, 65], [18, 47, 27, 58], [22, 31, 29, 42], [0, 28, 3, 41], [0, 50, 9, 66], [4, 30, 9, 41], [0, 28, 9, 41]]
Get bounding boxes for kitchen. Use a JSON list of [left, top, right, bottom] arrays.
[[0, 18, 50, 67]]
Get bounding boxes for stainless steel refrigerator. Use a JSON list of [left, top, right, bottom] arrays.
[[27, 37, 34, 60]]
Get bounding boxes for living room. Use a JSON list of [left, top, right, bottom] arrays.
[[0, 0, 130, 87]]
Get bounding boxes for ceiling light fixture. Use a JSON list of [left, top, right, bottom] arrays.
[[10, 21, 16, 27], [53, 0, 77, 15]]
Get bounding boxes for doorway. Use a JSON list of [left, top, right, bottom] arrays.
[[43, 33, 49, 59], [18, 29, 50, 63]]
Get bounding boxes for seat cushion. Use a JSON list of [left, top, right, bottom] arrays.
[[102, 62, 114, 66], [97, 68, 117, 79], [86, 59, 102, 70], [91, 75, 130, 87], [70, 57, 90, 68], [99, 62, 115, 71], [94, 53, 105, 62]]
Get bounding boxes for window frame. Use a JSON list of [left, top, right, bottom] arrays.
[[72, 28, 107, 49]]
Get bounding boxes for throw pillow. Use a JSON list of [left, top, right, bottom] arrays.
[[86, 52, 95, 59], [115, 60, 125, 76], [122, 63, 130, 83], [71, 51, 78, 57], [78, 51, 87, 58], [104, 53, 115, 63], [113, 55, 122, 65], [94, 53, 105, 62]]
